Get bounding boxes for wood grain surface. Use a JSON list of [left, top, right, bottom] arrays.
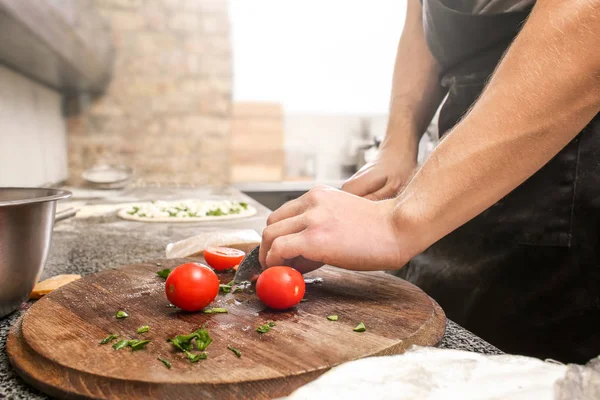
[[8, 259, 446, 400]]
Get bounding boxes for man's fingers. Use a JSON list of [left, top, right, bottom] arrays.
[[266, 197, 306, 226], [364, 184, 399, 201], [289, 257, 324, 274], [259, 215, 307, 268], [342, 171, 387, 197], [265, 233, 308, 268]]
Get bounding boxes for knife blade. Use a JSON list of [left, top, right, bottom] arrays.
[[233, 245, 262, 283]]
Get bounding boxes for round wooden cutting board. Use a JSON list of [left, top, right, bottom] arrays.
[[7, 259, 446, 400]]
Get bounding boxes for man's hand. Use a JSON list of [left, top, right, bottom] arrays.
[[341, 0, 444, 202], [259, 186, 408, 272], [342, 147, 417, 200]]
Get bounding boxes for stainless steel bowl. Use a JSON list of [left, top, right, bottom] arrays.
[[0, 188, 72, 318]]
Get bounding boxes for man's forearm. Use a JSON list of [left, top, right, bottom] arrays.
[[394, 0, 600, 254], [384, 0, 446, 156]]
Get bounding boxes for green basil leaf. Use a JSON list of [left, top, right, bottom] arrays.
[[112, 339, 130, 350], [257, 322, 275, 334], [185, 351, 207, 363], [194, 328, 213, 351], [157, 357, 171, 369], [227, 345, 242, 358], [130, 340, 151, 351], [137, 325, 150, 333], [353, 322, 366, 332], [156, 269, 172, 279], [203, 308, 228, 314], [99, 334, 119, 345]]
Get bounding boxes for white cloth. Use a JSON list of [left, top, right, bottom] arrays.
[[284, 346, 600, 400]]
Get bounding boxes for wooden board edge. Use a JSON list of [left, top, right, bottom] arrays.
[[7, 316, 89, 400], [371, 295, 446, 357], [8, 316, 331, 399]]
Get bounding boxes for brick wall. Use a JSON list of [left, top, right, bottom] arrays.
[[67, 0, 232, 186]]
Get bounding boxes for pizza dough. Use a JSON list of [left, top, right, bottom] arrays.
[[117, 200, 257, 222]]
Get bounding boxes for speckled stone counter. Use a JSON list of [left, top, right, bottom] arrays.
[[0, 187, 502, 399]]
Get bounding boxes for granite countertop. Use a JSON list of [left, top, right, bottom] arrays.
[[0, 186, 503, 399]]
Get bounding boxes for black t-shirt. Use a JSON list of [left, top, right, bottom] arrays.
[[441, 0, 535, 14]]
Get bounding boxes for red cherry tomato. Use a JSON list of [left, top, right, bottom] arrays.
[[204, 247, 245, 271], [256, 266, 305, 310], [165, 263, 219, 311]]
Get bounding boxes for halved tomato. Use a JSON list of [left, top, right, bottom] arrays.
[[204, 247, 245, 271]]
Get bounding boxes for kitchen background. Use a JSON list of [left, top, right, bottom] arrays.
[[0, 0, 437, 206]]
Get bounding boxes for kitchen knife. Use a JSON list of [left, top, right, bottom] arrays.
[[233, 245, 262, 283]]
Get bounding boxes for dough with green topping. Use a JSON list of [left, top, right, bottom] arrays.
[[118, 200, 256, 222]]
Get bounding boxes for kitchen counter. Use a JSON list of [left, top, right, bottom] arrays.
[[0, 187, 502, 399]]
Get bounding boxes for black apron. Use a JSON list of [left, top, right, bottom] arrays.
[[396, 0, 600, 364]]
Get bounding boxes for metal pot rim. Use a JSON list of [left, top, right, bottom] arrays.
[[0, 187, 72, 207]]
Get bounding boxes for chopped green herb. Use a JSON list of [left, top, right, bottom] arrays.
[[112, 339, 130, 350], [256, 325, 270, 334], [300, 298, 308, 302], [168, 328, 213, 355], [257, 322, 276, 334], [156, 269, 172, 279], [239, 202, 248, 209], [99, 334, 119, 345], [195, 328, 213, 351], [327, 315, 339, 321], [207, 209, 225, 216], [113, 339, 151, 351], [127, 206, 140, 215], [185, 350, 207, 363], [137, 325, 150, 333], [116, 310, 128, 319], [227, 345, 242, 358], [170, 333, 197, 350], [219, 280, 235, 294], [203, 308, 228, 314], [219, 284, 232, 294], [158, 357, 171, 369], [168, 336, 191, 352], [166, 303, 176, 308], [353, 322, 366, 332], [129, 340, 151, 351]]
